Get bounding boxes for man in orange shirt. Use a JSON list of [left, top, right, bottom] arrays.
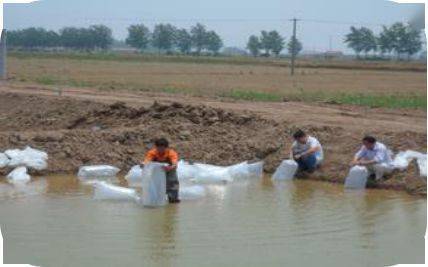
[[143, 138, 180, 203]]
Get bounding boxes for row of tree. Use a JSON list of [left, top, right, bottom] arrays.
[[345, 22, 423, 59], [8, 25, 114, 50], [125, 23, 223, 55], [246, 31, 302, 57]]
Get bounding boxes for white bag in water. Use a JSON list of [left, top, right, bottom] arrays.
[[272, 160, 298, 181], [247, 161, 264, 179], [417, 155, 427, 177], [344, 166, 369, 189], [141, 163, 167, 207], [192, 163, 233, 183], [227, 161, 250, 180], [177, 160, 198, 181], [7, 166, 31, 184], [0, 153, 9, 168], [179, 185, 206, 200], [125, 165, 143, 186], [6, 146, 48, 170], [78, 165, 120, 178], [93, 181, 137, 201]]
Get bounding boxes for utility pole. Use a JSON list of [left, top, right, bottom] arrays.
[[0, 29, 6, 80], [290, 18, 298, 76]]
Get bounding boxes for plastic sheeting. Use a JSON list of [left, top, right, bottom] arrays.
[[179, 185, 206, 200], [78, 165, 120, 178], [141, 163, 167, 207], [124, 165, 143, 186], [177, 160, 263, 183], [272, 160, 298, 181], [6, 146, 48, 170], [93, 181, 138, 201], [344, 166, 369, 189], [391, 150, 427, 177], [7, 166, 31, 184], [0, 153, 9, 168]]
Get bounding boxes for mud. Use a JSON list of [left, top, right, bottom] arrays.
[[0, 92, 426, 195]]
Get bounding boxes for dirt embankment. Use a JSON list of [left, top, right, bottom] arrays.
[[0, 92, 426, 195]]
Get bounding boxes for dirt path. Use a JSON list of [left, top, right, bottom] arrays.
[[1, 82, 426, 134]]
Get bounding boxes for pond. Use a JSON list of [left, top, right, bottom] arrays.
[[0, 175, 425, 267]]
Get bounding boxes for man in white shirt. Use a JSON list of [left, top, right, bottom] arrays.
[[351, 135, 393, 181], [291, 129, 324, 173]]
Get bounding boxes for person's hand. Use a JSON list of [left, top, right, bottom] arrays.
[[294, 154, 302, 160], [163, 165, 175, 172], [351, 160, 360, 166]]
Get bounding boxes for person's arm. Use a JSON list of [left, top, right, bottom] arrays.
[[351, 147, 365, 166], [301, 138, 321, 157], [163, 150, 178, 171], [142, 149, 155, 165]]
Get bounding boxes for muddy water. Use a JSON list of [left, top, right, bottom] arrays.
[[0, 176, 425, 267]]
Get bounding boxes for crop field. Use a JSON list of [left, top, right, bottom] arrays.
[[7, 52, 427, 108]]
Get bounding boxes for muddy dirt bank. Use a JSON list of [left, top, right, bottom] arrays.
[[0, 92, 426, 195]]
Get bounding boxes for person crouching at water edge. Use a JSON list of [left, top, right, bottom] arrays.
[[143, 138, 180, 203], [351, 135, 393, 182], [291, 129, 324, 174]]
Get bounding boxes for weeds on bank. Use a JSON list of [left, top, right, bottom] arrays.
[[222, 90, 283, 102]]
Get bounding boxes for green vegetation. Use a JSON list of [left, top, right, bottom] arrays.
[[222, 90, 283, 102], [286, 90, 426, 109]]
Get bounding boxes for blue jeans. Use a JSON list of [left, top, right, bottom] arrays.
[[296, 154, 317, 172]]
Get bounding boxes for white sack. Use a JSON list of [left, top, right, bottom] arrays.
[[141, 162, 167, 207], [391, 150, 427, 177], [7, 166, 31, 184], [93, 181, 137, 201], [125, 165, 143, 186], [6, 146, 48, 170], [247, 161, 264, 179], [177, 160, 198, 181], [344, 166, 369, 189], [78, 165, 120, 178], [0, 153, 9, 168], [272, 160, 298, 181], [179, 185, 206, 200]]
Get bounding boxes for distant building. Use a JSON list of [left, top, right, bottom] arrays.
[[222, 47, 248, 56], [324, 51, 344, 60]]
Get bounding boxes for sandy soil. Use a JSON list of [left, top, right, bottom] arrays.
[[0, 83, 426, 195]]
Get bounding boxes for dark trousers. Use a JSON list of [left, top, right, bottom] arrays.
[[166, 169, 179, 202], [296, 154, 317, 172]]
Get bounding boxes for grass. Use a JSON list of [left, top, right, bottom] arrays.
[[285, 90, 427, 109], [222, 90, 283, 102]]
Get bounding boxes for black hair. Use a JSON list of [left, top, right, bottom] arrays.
[[155, 138, 169, 147], [362, 135, 376, 144], [293, 129, 306, 139]]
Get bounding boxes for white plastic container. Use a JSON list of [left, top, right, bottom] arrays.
[[141, 163, 167, 207], [344, 166, 369, 189], [272, 160, 298, 181]]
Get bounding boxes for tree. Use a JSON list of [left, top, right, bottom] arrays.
[[359, 27, 377, 57], [174, 28, 192, 54], [126, 24, 150, 51], [389, 22, 422, 60], [287, 36, 302, 56], [205, 30, 223, 55], [151, 23, 177, 53], [269, 31, 285, 56], [345, 26, 364, 57], [190, 23, 208, 55], [260, 30, 284, 56], [402, 26, 422, 60], [89, 25, 113, 50], [247, 35, 261, 57], [378, 26, 394, 57]]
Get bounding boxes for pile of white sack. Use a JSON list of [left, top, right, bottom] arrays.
[[0, 146, 48, 185], [345, 150, 427, 189], [92, 160, 264, 206]]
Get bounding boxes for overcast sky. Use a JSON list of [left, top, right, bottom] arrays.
[[4, 0, 425, 52]]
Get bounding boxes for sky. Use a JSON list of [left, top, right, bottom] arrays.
[[4, 0, 425, 52]]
